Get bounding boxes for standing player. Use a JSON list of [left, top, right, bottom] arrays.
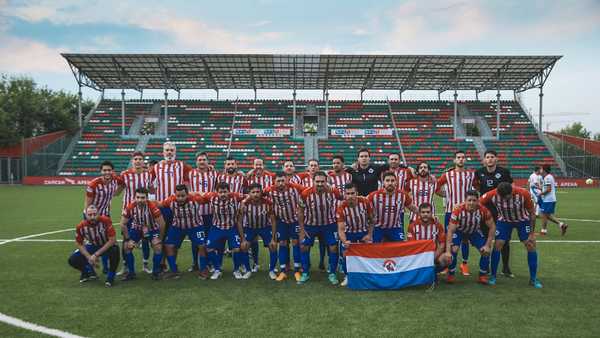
[[406, 162, 437, 221], [217, 156, 247, 194], [368, 172, 418, 243], [246, 158, 275, 189], [474, 150, 515, 277], [436, 150, 476, 276], [120, 188, 166, 280], [480, 183, 542, 288], [347, 148, 390, 197], [406, 203, 450, 275], [387, 153, 415, 191], [297, 171, 343, 285], [328, 155, 353, 193], [157, 184, 209, 280], [282, 160, 303, 185], [68, 205, 120, 287], [239, 183, 278, 279], [298, 159, 320, 187], [337, 183, 374, 287], [188, 152, 217, 272], [120, 151, 155, 274], [204, 182, 246, 280], [539, 165, 568, 235], [264, 172, 305, 282], [445, 190, 496, 284]]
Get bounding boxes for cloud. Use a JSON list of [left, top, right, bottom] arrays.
[[249, 20, 271, 28], [0, 36, 66, 74]]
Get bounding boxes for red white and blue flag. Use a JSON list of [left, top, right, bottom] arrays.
[[346, 240, 435, 290]]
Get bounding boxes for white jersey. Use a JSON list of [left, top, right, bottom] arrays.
[[542, 174, 557, 203], [528, 173, 542, 197]]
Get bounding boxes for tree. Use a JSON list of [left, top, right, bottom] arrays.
[[594, 133, 600, 142], [559, 122, 591, 139], [0, 75, 94, 146]]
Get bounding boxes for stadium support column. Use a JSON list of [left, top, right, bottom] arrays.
[[496, 89, 501, 140], [164, 90, 169, 137], [292, 90, 297, 138], [453, 90, 458, 139], [77, 84, 82, 128], [325, 90, 330, 136], [538, 86, 544, 132], [121, 89, 125, 136]]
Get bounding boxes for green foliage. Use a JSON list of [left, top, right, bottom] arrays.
[[559, 122, 592, 139], [0, 75, 94, 146]]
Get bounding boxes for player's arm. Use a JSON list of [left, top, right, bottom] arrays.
[[236, 204, 248, 250], [120, 214, 130, 241], [525, 192, 537, 244], [434, 175, 446, 197], [446, 221, 457, 256], [91, 228, 117, 265], [268, 206, 277, 249], [337, 219, 349, 246], [364, 201, 375, 243], [297, 200, 306, 243], [75, 229, 92, 262], [483, 217, 496, 255], [156, 215, 166, 240]]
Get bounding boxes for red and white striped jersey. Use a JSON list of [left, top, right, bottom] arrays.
[[390, 167, 415, 191], [217, 173, 247, 194], [159, 195, 206, 229], [286, 174, 303, 185], [480, 186, 534, 223], [368, 189, 413, 229], [407, 217, 445, 244], [299, 187, 342, 226], [188, 168, 217, 215], [406, 177, 437, 221], [122, 201, 162, 231], [205, 192, 244, 230], [241, 197, 273, 229], [449, 203, 492, 235], [246, 171, 275, 189], [437, 169, 476, 213], [86, 175, 123, 216], [336, 197, 372, 233], [298, 172, 314, 188], [264, 183, 304, 223], [150, 160, 192, 201], [120, 169, 154, 210], [328, 171, 353, 193], [75, 216, 116, 246]]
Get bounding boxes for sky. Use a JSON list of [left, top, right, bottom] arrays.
[[1, 0, 599, 133]]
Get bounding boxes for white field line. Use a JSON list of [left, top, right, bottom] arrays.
[[0, 228, 73, 246]]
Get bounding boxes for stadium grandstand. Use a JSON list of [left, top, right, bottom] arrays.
[[22, 53, 567, 180]]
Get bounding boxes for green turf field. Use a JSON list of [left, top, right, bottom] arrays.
[[0, 186, 598, 337]]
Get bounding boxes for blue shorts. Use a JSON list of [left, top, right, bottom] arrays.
[[301, 224, 338, 247], [444, 212, 452, 231], [164, 226, 205, 248], [495, 220, 532, 242], [276, 220, 299, 241], [206, 227, 241, 250], [128, 228, 160, 243], [202, 214, 213, 234], [539, 201, 556, 214], [372, 227, 405, 243], [244, 227, 274, 247], [452, 230, 486, 249], [345, 231, 369, 243], [160, 207, 173, 228]]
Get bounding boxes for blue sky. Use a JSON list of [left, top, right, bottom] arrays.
[[1, 0, 599, 132]]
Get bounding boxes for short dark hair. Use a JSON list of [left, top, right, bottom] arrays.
[[357, 148, 370, 157], [196, 152, 208, 159], [344, 182, 357, 191], [308, 159, 319, 165], [382, 171, 397, 181], [533, 165, 542, 171], [275, 171, 286, 178], [149, 160, 158, 166], [100, 160, 114, 169], [216, 182, 230, 191], [466, 190, 479, 199], [132, 151, 144, 158], [497, 182, 512, 197], [247, 183, 262, 192], [417, 162, 431, 171], [175, 184, 188, 194], [225, 156, 236, 162], [332, 155, 345, 163], [419, 202, 433, 211], [543, 165, 551, 173], [454, 150, 466, 157], [484, 150, 498, 157], [135, 187, 149, 195], [313, 171, 328, 179]]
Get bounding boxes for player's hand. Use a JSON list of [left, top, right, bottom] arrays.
[[351, 162, 358, 170], [269, 240, 277, 251], [342, 240, 351, 247], [240, 240, 250, 251], [480, 245, 491, 256], [88, 254, 98, 266], [361, 234, 372, 243], [441, 252, 452, 265], [526, 233, 536, 246]]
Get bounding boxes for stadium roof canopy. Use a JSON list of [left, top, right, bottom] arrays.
[[62, 53, 561, 93]]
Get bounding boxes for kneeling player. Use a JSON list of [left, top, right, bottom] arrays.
[[337, 183, 374, 287], [120, 188, 166, 280], [445, 190, 495, 284], [480, 182, 542, 288], [407, 203, 450, 274], [68, 205, 120, 287], [239, 183, 278, 279]]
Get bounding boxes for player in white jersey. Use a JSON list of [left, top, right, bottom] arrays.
[[528, 166, 543, 217], [406, 162, 437, 221], [539, 165, 568, 235]]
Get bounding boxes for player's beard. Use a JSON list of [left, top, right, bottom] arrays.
[[165, 154, 176, 161], [419, 171, 428, 178], [226, 168, 236, 174]]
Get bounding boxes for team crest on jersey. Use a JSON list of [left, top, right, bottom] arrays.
[[368, 168, 374, 174], [495, 173, 502, 179], [383, 259, 396, 272]]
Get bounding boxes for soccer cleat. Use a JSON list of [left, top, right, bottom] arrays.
[[143, 262, 152, 274], [210, 270, 222, 280], [446, 274, 456, 284], [318, 262, 326, 271], [328, 273, 339, 285], [297, 272, 310, 284], [233, 270, 243, 280], [294, 271, 302, 282], [540, 228, 548, 236], [268, 270, 278, 280], [459, 263, 471, 276], [151, 272, 162, 281], [116, 266, 128, 276], [242, 271, 252, 280], [163, 272, 181, 280], [252, 264, 260, 273], [187, 264, 199, 273], [104, 279, 114, 288], [529, 279, 543, 289], [87, 270, 98, 281], [208, 266, 215, 273], [488, 276, 497, 286], [197, 269, 210, 280], [478, 274, 489, 285], [79, 272, 90, 283], [502, 268, 515, 278], [439, 268, 448, 275], [341, 276, 348, 287], [120, 273, 136, 282], [275, 272, 288, 282], [559, 222, 568, 236]]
